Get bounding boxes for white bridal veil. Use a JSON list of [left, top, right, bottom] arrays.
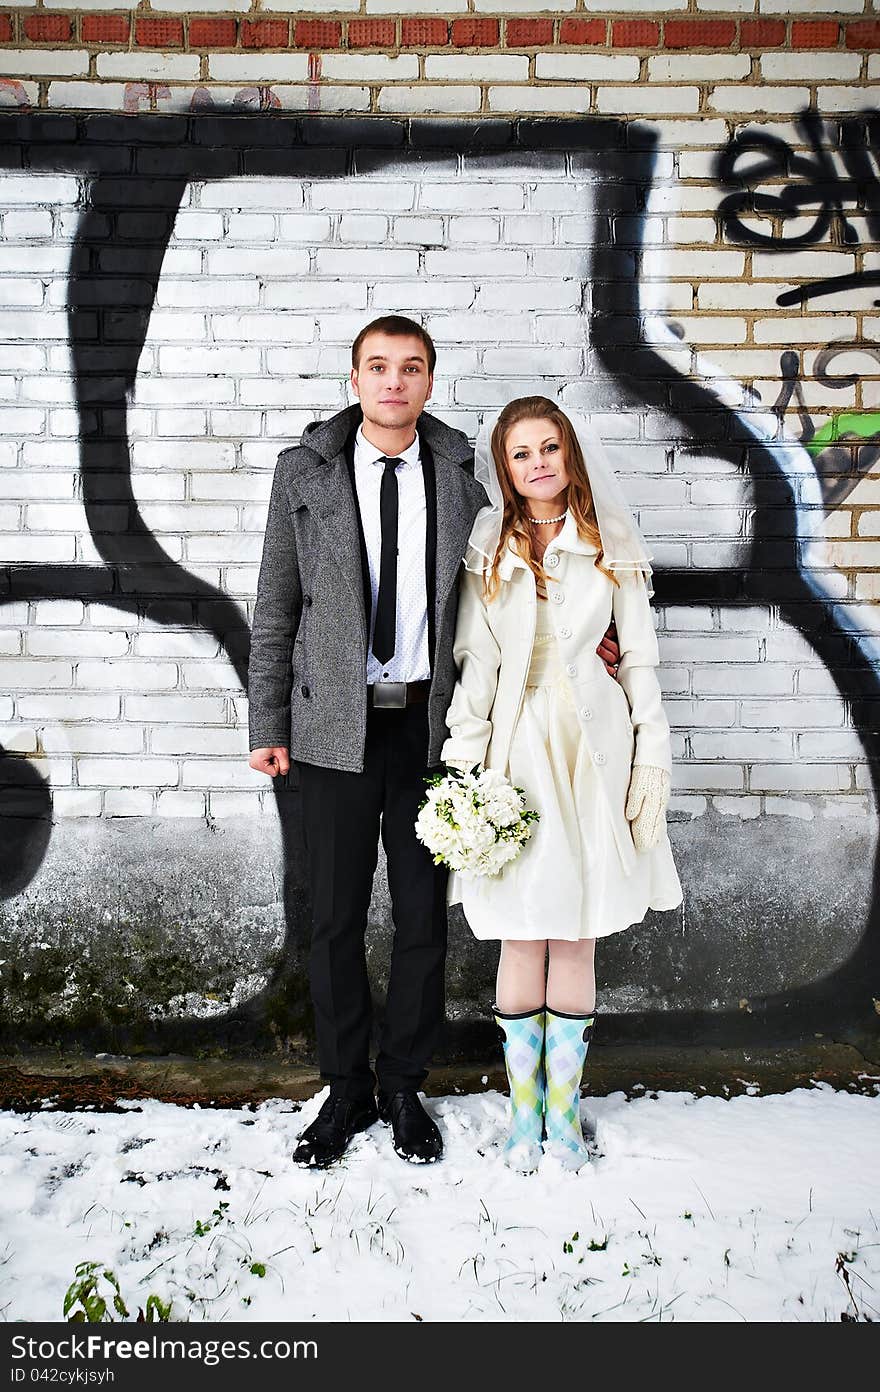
[[465, 405, 655, 595]]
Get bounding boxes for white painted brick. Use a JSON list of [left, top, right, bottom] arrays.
[[104, 790, 155, 816], [47, 82, 132, 111], [4, 660, 73, 689], [673, 764, 745, 791], [321, 55, 419, 81], [666, 217, 722, 244], [207, 55, 310, 83], [315, 248, 420, 277], [0, 725, 36, 753], [1, 537, 75, 562], [210, 409, 264, 435], [763, 54, 861, 82], [0, 279, 44, 308], [0, 312, 73, 343], [424, 249, 528, 278], [648, 55, 751, 81], [191, 473, 270, 502], [184, 759, 263, 789], [597, 87, 700, 115], [336, 213, 390, 243], [264, 281, 368, 311], [149, 0, 250, 8], [28, 630, 129, 658], [753, 316, 857, 345], [818, 86, 879, 112], [77, 660, 178, 691], [752, 250, 851, 280], [79, 756, 178, 787], [208, 790, 262, 817], [206, 249, 310, 277], [424, 183, 525, 213], [126, 695, 228, 724], [425, 56, 529, 82], [387, 215, 444, 245], [240, 378, 341, 409], [855, 573, 880, 601], [0, 350, 43, 378], [489, 85, 593, 114], [0, 632, 21, 655], [641, 248, 746, 278], [693, 731, 794, 761], [708, 86, 813, 115], [225, 567, 258, 594], [157, 279, 261, 309], [856, 512, 880, 537], [97, 53, 200, 81], [53, 789, 103, 818], [156, 410, 209, 437], [667, 795, 707, 818], [366, 0, 467, 8], [665, 699, 737, 729], [467, 0, 575, 8], [370, 282, 475, 312], [718, 606, 772, 631], [157, 791, 208, 817], [820, 796, 872, 820], [482, 348, 582, 376], [379, 85, 481, 114], [134, 380, 234, 409], [157, 347, 261, 376], [18, 692, 118, 720], [211, 313, 315, 343], [1, 50, 90, 77], [0, 699, 12, 721], [186, 533, 263, 562], [658, 667, 690, 695], [273, 86, 371, 113], [536, 54, 640, 82], [638, 119, 731, 150], [740, 698, 845, 729], [152, 727, 247, 756], [477, 281, 577, 311], [0, 473, 73, 500], [751, 764, 852, 794], [712, 796, 762, 818], [2, 207, 53, 238], [856, 766, 872, 792], [764, 797, 813, 820], [225, 214, 277, 242], [200, 181, 305, 213], [173, 212, 225, 241], [40, 724, 143, 755]]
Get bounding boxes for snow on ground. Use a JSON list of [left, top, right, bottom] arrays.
[[0, 1084, 878, 1323]]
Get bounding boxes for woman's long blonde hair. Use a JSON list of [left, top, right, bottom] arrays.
[[484, 396, 618, 600]]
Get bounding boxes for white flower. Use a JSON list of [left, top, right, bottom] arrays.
[[415, 768, 539, 879]]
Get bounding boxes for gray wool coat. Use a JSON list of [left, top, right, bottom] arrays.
[[247, 402, 489, 773]]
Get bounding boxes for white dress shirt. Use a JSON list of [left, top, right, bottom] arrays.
[[353, 423, 431, 684]]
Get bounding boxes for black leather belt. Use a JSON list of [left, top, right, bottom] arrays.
[[367, 680, 430, 709]]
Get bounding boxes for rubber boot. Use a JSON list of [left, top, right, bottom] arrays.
[[493, 1004, 546, 1173], [543, 1007, 596, 1170]]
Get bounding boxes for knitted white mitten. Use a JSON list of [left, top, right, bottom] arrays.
[[624, 765, 671, 851]]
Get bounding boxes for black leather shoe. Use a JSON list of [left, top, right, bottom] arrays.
[[292, 1091, 379, 1168], [377, 1088, 443, 1164]]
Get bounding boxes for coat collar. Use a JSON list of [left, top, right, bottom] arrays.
[[494, 510, 599, 581]]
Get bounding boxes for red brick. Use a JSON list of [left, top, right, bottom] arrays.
[[135, 18, 184, 49], [506, 19, 553, 47], [559, 18, 605, 47], [189, 18, 236, 48], [847, 20, 880, 50], [611, 20, 659, 48], [0, 14, 12, 44], [402, 19, 447, 48], [792, 21, 839, 50], [348, 19, 395, 48], [241, 19, 289, 49], [451, 18, 499, 48], [664, 19, 736, 49], [23, 14, 71, 43], [740, 19, 786, 49], [82, 14, 130, 45], [294, 19, 342, 49]]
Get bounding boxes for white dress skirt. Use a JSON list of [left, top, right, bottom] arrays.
[[456, 595, 684, 942]]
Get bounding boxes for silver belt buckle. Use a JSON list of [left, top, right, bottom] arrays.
[[372, 681, 407, 709]]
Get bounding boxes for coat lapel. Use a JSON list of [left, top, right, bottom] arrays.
[[434, 456, 485, 620], [287, 451, 367, 630]]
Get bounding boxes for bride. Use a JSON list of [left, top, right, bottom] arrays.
[[441, 396, 683, 1172]]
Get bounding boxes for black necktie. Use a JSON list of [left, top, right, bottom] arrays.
[[372, 455, 402, 665]]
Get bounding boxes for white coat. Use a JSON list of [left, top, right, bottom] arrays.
[[440, 512, 683, 929]]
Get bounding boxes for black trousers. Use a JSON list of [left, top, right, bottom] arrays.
[[295, 703, 448, 1099]]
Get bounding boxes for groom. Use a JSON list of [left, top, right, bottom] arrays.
[[248, 315, 621, 1167]]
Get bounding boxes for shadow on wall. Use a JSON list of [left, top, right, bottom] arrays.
[[0, 111, 878, 1052]]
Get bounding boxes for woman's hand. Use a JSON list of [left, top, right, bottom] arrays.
[[596, 619, 620, 679], [625, 765, 670, 851]]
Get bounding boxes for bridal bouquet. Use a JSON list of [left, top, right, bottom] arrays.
[[415, 766, 539, 878]]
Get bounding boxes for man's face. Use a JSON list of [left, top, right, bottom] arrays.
[[350, 332, 433, 433]]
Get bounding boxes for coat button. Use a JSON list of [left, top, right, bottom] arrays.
[[301, 684, 310, 698], [594, 750, 606, 765], [559, 626, 572, 639], [551, 589, 564, 604], [303, 595, 313, 607], [580, 706, 593, 721], [566, 664, 577, 677], [545, 553, 559, 569]]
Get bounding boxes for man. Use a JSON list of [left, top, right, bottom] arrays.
[[248, 315, 620, 1168]]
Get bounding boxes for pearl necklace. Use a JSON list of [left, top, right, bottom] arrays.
[[528, 510, 567, 525]]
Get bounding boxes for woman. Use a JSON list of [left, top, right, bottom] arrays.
[[441, 397, 683, 1172]]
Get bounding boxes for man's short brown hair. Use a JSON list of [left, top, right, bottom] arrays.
[[351, 315, 437, 375]]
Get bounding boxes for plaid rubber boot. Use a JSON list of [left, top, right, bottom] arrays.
[[493, 1005, 546, 1173], [543, 1007, 596, 1170]]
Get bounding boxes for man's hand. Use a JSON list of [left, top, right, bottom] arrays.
[[596, 619, 621, 679], [249, 746, 291, 777]]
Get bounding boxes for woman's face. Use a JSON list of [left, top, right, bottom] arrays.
[[502, 417, 570, 512]]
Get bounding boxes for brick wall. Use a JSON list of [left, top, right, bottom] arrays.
[[0, 7, 877, 1036]]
